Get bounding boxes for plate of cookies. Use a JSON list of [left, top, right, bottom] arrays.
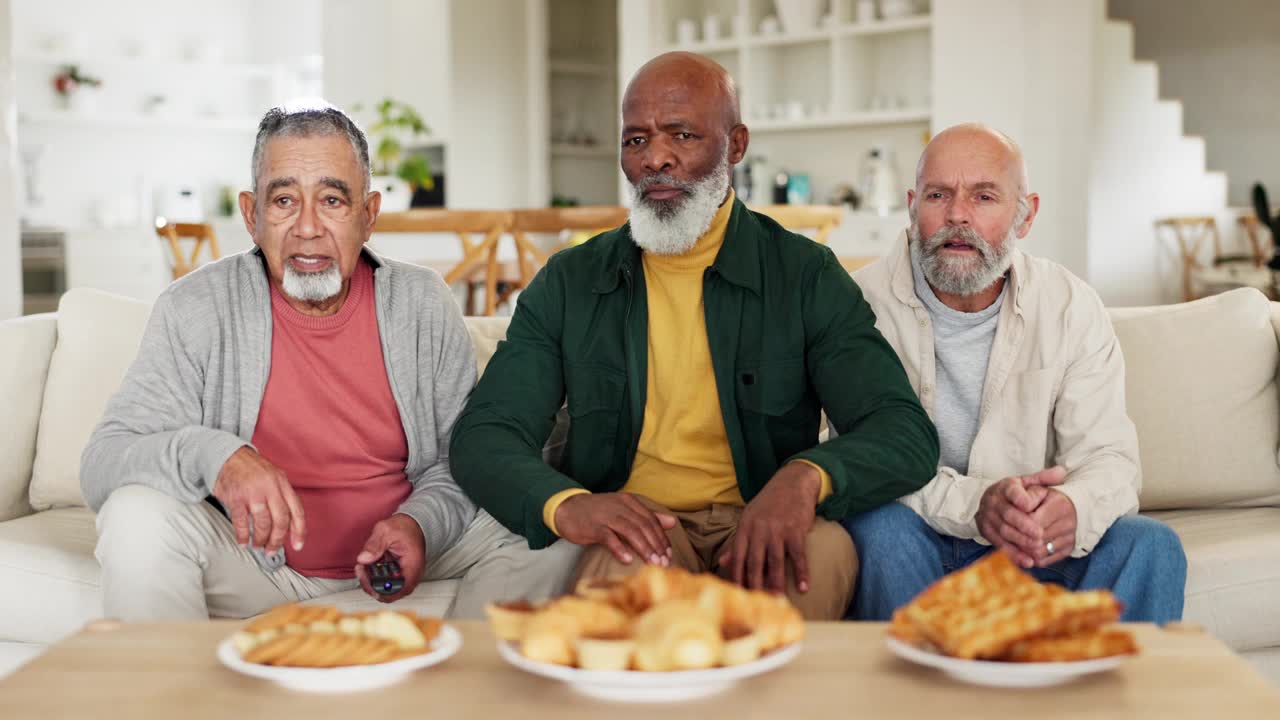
[[885, 551, 1138, 688], [216, 603, 461, 692], [487, 566, 805, 702]]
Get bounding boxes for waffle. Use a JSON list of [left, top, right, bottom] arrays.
[[489, 566, 805, 670], [1003, 629, 1139, 663], [893, 551, 1137, 662], [230, 604, 443, 668]]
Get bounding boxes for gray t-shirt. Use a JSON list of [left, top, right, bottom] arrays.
[[911, 252, 1006, 474]]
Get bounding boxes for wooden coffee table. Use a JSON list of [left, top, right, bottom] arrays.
[[1, 621, 1276, 719]]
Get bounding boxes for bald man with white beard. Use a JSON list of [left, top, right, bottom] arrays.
[[842, 124, 1187, 622]]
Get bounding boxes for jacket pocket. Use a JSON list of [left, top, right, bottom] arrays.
[[996, 365, 1062, 464], [736, 357, 808, 418], [564, 362, 626, 482]]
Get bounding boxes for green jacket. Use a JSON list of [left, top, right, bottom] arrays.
[[450, 199, 939, 549]]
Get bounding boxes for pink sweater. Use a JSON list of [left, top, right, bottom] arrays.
[[252, 259, 410, 578]]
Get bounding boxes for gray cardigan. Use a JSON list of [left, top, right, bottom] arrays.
[[80, 246, 478, 557]]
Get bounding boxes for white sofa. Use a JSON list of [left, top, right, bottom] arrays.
[[1, 287, 1279, 684]]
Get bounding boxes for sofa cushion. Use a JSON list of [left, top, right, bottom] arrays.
[[463, 316, 509, 376], [0, 507, 103, 643], [29, 290, 151, 511], [1147, 507, 1280, 652], [0, 314, 57, 522], [1111, 289, 1280, 510]]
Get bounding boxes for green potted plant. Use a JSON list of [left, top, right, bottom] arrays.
[[356, 98, 433, 212]]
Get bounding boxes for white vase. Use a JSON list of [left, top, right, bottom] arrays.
[[372, 175, 412, 212], [67, 86, 101, 115], [774, 0, 824, 34]]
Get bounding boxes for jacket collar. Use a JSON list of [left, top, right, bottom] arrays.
[[886, 232, 1027, 317], [593, 196, 762, 295]]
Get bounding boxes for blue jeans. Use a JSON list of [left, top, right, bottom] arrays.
[[842, 503, 1187, 623]]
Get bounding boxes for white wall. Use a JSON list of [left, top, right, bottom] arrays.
[[1110, 0, 1280, 207], [11, 0, 287, 227], [932, 0, 1098, 279], [0, 0, 20, 320], [448, 0, 537, 208]]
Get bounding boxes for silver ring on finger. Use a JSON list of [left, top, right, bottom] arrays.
[[1045, 540, 1055, 556]]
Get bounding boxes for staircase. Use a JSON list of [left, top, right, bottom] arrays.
[[1086, 17, 1230, 306]]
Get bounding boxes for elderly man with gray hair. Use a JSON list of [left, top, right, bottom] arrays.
[[843, 123, 1187, 623], [81, 102, 579, 622]]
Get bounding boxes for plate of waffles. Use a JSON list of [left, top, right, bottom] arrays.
[[884, 551, 1139, 688], [216, 603, 461, 692], [487, 566, 806, 702]]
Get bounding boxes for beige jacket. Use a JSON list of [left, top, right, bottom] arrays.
[[853, 237, 1141, 556]]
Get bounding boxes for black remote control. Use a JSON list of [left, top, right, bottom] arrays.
[[369, 554, 405, 596]]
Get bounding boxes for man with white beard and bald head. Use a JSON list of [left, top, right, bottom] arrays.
[[843, 124, 1187, 622], [451, 52, 939, 619]]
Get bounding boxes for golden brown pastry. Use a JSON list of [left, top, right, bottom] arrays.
[[575, 632, 636, 671], [233, 604, 439, 668], [633, 600, 723, 672]]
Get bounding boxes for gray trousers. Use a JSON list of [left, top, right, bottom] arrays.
[[94, 485, 580, 621]]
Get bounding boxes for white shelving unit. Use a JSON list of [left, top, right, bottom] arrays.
[[545, 0, 621, 206], [17, 110, 262, 133], [654, 0, 933, 132], [631, 0, 932, 252]]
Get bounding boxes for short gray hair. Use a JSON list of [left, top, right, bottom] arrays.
[[250, 101, 371, 196]]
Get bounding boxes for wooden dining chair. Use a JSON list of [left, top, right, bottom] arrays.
[[504, 206, 629, 306], [751, 205, 844, 245], [155, 221, 222, 279], [1155, 215, 1274, 301], [1156, 216, 1222, 302], [374, 210, 513, 316]]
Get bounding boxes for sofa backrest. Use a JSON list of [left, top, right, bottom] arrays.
[[1109, 288, 1280, 510], [29, 290, 152, 511], [18, 286, 1280, 515], [0, 313, 58, 521], [19, 288, 515, 511]]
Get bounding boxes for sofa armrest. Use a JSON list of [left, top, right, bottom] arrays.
[[1271, 302, 1280, 349], [0, 312, 58, 522]]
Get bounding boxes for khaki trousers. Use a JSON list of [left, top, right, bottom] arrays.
[[571, 496, 857, 620], [94, 485, 581, 622]]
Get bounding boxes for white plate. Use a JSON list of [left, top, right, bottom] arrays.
[[497, 640, 803, 702], [885, 636, 1128, 688], [216, 624, 462, 692]]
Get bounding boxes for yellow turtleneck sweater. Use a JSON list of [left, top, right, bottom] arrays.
[[543, 192, 829, 533]]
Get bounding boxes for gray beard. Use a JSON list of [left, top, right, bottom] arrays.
[[909, 222, 1016, 297], [628, 154, 732, 256], [282, 263, 343, 302]]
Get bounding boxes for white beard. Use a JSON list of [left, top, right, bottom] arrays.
[[909, 221, 1017, 297], [628, 152, 732, 256], [282, 263, 343, 302]]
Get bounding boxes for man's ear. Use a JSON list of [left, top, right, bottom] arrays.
[[1017, 193, 1041, 238], [727, 124, 749, 165], [363, 190, 382, 237], [238, 191, 257, 242]]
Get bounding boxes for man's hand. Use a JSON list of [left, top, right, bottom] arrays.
[[355, 514, 426, 603], [976, 466, 1066, 568], [718, 462, 820, 595], [212, 447, 306, 555], [1030, 489, 1077, 567], [554, 493, 677, 566]]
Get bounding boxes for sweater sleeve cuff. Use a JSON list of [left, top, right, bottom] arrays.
[[791, 460, 833, 505], [543, 488, 591, 536], [194, 429, 252, 496]]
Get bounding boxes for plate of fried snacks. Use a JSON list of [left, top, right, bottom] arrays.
[[217, 603, 461, 692], [885, 551, 1139, 688], [487, 566, 805, 702]]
